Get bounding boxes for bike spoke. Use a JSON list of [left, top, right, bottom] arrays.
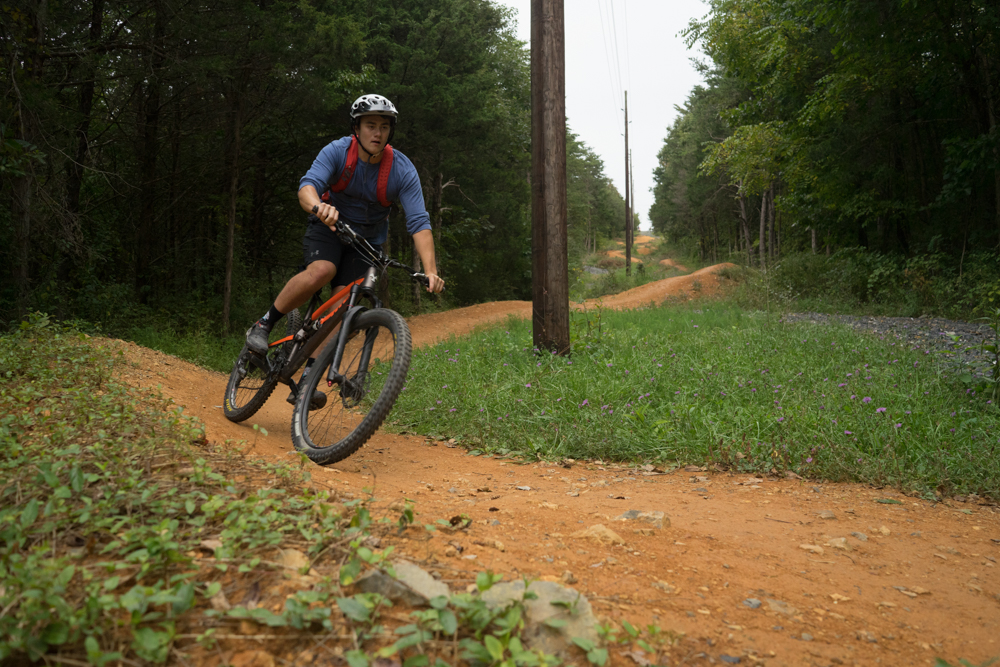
[[305, 325, 396, 448]]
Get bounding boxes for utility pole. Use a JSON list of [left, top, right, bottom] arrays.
[[624, 91, 631, 276], [530, 0, 569, 354], [630, 148, 635, 253]]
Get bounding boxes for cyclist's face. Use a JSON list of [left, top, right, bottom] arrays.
[[356, 116, 392, 154]]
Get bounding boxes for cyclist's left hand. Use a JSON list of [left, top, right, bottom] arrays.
[[426, 273, 445, 294]]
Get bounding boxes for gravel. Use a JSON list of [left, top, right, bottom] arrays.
[[776, 312, 997, 380]]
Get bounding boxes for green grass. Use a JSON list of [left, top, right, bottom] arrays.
[[126, 324, 245, 374], [387, 303, 1000, 499]]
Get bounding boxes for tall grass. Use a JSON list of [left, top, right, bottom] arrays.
[[387, 304, 999, 499], [728, 249, 1000, 319]]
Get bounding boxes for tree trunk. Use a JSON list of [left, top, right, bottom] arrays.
[[410, 240, 422, 312], [169, 100, 184, 292], [758, 190, 767, 270], [428, 165, 443, 248], [9, 0, 47, 319], [739, 189, 752, 266], [983, 53, 1000, 249], [66, 0, 104, 217], [136, 0, 166, 298], [11, 177, 32, 320], [811, 227, 817, 253], [222, 93, 242, 335], [770, 186, 778, 259]]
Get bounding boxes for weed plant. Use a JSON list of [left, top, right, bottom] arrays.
[[0, 314, 603, 665], [388, 305, 1000, 499]]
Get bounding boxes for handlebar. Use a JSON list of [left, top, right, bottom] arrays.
[[311, 205, 437, 290]]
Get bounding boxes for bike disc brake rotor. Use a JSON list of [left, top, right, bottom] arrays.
[[307, 325, 395, 447]]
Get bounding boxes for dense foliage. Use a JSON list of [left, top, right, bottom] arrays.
[[651, 0, 1000, 316], [0, 0, 623, 333]]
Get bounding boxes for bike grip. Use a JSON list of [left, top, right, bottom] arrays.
[[415, 273, 445, 292]]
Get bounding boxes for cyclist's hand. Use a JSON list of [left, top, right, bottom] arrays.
[[425, 273, 445, 294], [312, 202, 339, 228]]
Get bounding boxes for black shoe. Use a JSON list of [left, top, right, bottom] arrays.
[[287, 388, 327, 411], [245, 321, 270, 355]]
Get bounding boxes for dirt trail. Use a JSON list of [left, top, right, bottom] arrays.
[[606, 235, 658, 263], [660, 258, 690, 272], [112, 263, 1000, 667], [604, 249, 644, 264]]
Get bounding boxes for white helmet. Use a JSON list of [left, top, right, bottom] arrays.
[[350, 94, 398, 120]]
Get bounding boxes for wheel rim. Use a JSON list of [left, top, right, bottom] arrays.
[[303, 324, 396, 448]]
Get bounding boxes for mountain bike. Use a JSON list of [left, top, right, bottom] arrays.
[[223, 214, 429, 465]]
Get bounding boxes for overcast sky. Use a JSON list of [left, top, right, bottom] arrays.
[[494, 0, 709, 231]]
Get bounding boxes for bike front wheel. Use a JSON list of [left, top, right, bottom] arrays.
[[291, 308, 411, 465], [223, 309, 302, 423]]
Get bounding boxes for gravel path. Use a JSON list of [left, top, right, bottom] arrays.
[[778, 312, 998, 379]]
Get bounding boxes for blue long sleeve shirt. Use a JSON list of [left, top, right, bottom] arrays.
[[299, 136, 431, 245]]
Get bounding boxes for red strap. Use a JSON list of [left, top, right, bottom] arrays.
[[323, 136, 394, 209], [329, 136, 359, 194], [376, 144, 394, 208]]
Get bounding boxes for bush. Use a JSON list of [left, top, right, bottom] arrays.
[[731, 249, 1000, 320]]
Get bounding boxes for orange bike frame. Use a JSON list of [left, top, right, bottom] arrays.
[[267, 277, 365, 348]]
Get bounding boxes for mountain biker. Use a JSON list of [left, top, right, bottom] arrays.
[[244, 94, 444, 403]]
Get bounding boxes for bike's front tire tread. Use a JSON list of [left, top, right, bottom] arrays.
[[290, 308, 411, 465]]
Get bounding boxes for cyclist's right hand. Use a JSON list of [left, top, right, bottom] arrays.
[[311, 203, 339, 228]]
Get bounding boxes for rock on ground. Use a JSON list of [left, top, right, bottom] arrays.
[[480, 580, 599, 658], [356, 560, 451, 606], [571, 524, 626, 545], [614, 509, 669, 529]]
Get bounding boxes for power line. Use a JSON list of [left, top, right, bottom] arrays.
[[595, 0, 622, 129], [606, 0, 625, 101]]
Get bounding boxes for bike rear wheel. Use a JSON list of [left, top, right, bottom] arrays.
[[223, 309, 302, 422], [291, 308, 411, 465]]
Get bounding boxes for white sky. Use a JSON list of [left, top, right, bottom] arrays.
[[495, 0, 709, 231]]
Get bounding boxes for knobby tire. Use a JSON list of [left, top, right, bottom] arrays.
[[223, 309, 302, 422], [291, 308, 411, 465]]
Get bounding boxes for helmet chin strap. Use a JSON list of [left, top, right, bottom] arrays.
[[352, 120, 394, 162]]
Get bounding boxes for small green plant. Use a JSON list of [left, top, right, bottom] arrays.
[[933, 657, 999, 667], [979, 307, 1000, 401], [591, 620, 682, 665]]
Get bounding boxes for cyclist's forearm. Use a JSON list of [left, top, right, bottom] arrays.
[[298, 185, 322, 213], [412, 229, 437, 274], [300, 185, 339, 227]]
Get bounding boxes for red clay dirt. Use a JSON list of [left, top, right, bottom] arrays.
[[659, 258, 690, 273], [111, 263, 1000, 667], [603, 249, 643, 264]]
